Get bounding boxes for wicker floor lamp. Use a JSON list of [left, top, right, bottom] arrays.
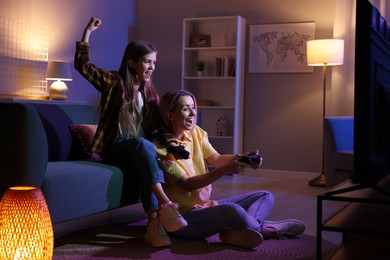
[[0, 186, 53, 259]]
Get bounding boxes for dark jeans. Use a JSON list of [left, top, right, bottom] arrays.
[[105, 137, 164, 212]]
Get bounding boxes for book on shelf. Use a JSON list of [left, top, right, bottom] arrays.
[[215, 56, 235, 77]]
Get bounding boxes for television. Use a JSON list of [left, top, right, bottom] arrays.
[[353, 0, 390, 190]]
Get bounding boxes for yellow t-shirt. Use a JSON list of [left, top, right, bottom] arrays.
[[155, 125, 218, 214]]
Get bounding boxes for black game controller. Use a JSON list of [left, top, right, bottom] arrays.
[[166, 145, 190, 159], [237, 154, 263, 167]]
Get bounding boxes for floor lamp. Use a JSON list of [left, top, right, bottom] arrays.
[[306, 39, 344, 187], [0, 186, 53, 259]]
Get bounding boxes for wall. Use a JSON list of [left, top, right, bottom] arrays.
[[0, 0, 356, 174], [137, 0, 350, 173], [0, 0, 136, 104]]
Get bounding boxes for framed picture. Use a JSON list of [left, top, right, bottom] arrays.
[[190, 34, 211, 47], [248, 22, 315, 73]]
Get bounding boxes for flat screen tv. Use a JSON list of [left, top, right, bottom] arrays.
[[354, 0, 390, 189]]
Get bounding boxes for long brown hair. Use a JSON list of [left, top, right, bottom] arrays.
[[118, 40, 160, 135]]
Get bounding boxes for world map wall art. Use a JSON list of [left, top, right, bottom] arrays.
[[249, 22, 315, 73]]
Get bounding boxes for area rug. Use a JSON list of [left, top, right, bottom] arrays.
[[54, 220, 337, 260]]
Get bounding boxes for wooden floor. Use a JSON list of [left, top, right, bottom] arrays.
[[211, 169, 342, 245], [54, 169, 343, 246]]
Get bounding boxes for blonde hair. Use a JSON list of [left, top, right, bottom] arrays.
[[159, 90, 197, 132]]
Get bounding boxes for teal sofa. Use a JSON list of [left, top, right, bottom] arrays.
[[0, 101, 139, 228]]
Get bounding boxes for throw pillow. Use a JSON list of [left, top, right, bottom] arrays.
[[68, 124, 100, 160]]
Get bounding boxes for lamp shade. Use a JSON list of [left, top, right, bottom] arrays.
[[46, 60, 72, 81], [306, 39, 344, 66], [0, 186, 53, 260]]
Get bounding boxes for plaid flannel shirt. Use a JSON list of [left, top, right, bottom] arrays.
[[74, 42, 159, 157]]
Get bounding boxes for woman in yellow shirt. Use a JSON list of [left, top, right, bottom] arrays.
[[154, 90, 305, 249]]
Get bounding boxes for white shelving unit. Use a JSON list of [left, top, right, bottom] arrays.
[[181, 16, 246, 154]]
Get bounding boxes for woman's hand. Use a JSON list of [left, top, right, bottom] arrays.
[[223, 159, 241, 175], [235, 150, 262, 169]]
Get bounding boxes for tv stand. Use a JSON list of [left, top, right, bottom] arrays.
[[316, 178, 390, 259], [324, 176, 390, 197]]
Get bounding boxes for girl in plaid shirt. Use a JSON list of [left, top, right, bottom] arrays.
[[75, 17, 187, 247]]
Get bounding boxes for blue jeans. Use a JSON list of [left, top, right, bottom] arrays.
[[170, 190, 275, 239], [104, 137, 164, 212]]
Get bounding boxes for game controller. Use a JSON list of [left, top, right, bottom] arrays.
[[166, 145, 190, 159], [237, 154, 263, 167]]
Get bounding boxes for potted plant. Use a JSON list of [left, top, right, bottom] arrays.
[[196, 61, 205, 76]]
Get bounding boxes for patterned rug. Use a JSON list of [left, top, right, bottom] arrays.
[[53, 220, 337, 260]]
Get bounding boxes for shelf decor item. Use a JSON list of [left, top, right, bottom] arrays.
[[216, 115, 228, 136], [196, 61, 205, 76], [190, 34, 211, 47], [0, 186, 54, 260]]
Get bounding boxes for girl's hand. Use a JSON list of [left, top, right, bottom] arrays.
[[86, 17, 102, 32]]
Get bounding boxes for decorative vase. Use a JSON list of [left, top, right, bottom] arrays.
[[197, 71, 204, 77]]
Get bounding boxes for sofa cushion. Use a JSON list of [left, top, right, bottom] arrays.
[[30, 103, 99, 161], [69, 124, 100, 160], [42, 161, 124, 224]]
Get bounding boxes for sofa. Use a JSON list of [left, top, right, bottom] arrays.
[[0, 101, 139, 229], [323, 116, 354, 188]]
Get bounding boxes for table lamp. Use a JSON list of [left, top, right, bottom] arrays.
[[0, 186, 53, 259], [46, 60, 72, 100], [306, 39, 344, 187]]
